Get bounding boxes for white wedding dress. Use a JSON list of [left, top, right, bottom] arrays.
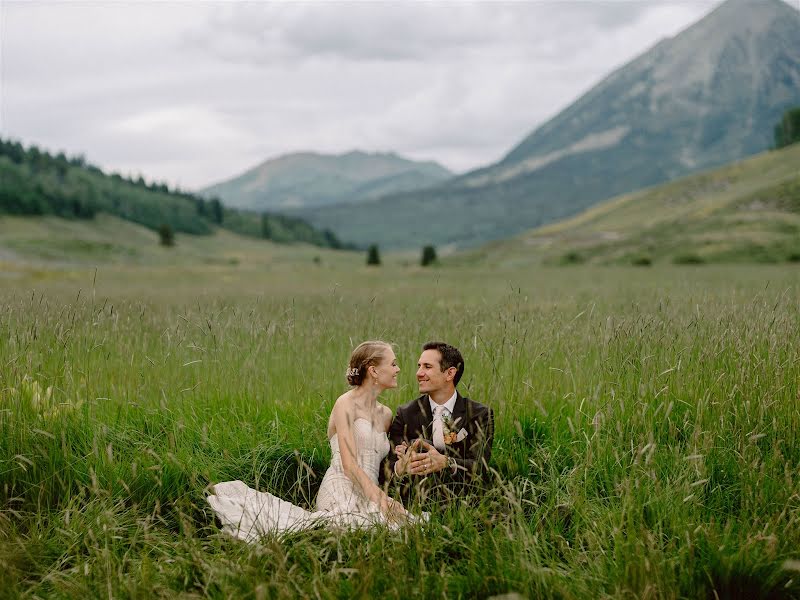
[[207, 418, 420, 542]]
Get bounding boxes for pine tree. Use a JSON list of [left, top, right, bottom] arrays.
[[323, 229, 341, 249], [261, 214, 272, 239], [366, 244, 381, 266], [209, 198, 224, 224], [421, 245, 437, 266], [775, 106, 800, 149]]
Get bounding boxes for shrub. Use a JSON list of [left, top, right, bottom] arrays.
[[560, 251, 585, 265], [673, 252, 704, 265], [158, 223, 175, 247]]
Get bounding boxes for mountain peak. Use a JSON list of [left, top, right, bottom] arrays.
[[497, 0, 800, 171], [202, 150, 452, 211], [660, 0, 798, 63]]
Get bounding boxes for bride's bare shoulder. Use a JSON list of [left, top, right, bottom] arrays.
[[378, 402, 394, 430], [332, 390, 356, 414], [336, 389, 355, 403]]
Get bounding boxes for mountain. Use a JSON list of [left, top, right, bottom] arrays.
[[297, 0, 800, 249], [459, 142, 800, 266], [201, 150, 452, 211]]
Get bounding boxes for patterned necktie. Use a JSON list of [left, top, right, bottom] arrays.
[[432, 405, 446, 451]]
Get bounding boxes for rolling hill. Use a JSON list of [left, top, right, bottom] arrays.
[[0, 213, 357, 271], [461, 142, 800, 266], [297, 0, 800, 250], [201, 150, 452, 212]]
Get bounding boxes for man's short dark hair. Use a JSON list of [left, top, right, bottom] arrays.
[[422, 341, 464, 386]]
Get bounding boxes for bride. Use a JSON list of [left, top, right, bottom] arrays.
[[207, 340, 418, 541]]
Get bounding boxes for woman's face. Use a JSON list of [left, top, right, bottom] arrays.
[[371, 348, 400, 389]]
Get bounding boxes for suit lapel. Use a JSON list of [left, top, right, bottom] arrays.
[[451, 392, 466, 428], [448, 393, 469, 456], [413, 395, 433, 439]]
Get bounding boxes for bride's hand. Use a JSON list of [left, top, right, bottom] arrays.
[[379, 495, 407, 522], [395, 439, 424, 476], [394, 442, 411, 476]]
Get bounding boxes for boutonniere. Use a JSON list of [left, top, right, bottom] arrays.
[[442, 413, 462, 445]]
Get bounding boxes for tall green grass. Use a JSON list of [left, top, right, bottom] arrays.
[[1, 264, 799, 598]]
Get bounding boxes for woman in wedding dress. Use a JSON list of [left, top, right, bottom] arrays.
[[207, 340, 418, 542]]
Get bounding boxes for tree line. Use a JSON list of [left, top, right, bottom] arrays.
[[0, 137, 346, 249]]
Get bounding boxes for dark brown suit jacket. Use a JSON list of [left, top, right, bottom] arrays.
[[380, 392, 494, 507]]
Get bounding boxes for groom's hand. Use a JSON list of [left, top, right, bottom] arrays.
[[408, 440, 448, 475]]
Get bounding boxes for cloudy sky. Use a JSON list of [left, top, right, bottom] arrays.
[[1, 0, 723, 190]]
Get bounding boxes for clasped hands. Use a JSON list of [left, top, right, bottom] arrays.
[[394, 439, 448, 476]]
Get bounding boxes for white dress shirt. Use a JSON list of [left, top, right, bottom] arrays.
[[428, 390, 457, 417], [430, 390, 458, 474]]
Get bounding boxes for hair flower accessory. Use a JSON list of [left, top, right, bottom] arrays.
[[347, 367, 360, 377]]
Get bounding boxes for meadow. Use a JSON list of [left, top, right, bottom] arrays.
[[2, 259, 800, 599]]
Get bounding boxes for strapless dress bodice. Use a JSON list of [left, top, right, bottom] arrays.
[[327, 417, 391, 483]]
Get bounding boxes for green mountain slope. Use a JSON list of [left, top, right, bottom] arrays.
[[462, 143, 800, 266], [0, 138, 345, 249], [201, 150, 452, 211], [299, 0, 800, 249]]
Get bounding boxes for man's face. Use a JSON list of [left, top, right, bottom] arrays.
[[416, 349, 452, 395]]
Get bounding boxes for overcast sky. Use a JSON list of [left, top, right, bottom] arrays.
[[1, 0, 724, 190]]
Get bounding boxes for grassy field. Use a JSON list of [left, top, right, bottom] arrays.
[[2, 256, 800, 598]]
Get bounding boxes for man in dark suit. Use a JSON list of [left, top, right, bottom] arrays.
[[380, 341, 494, 507]]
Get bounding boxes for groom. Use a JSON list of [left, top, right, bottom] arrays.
[[380, 341, 494, 506]]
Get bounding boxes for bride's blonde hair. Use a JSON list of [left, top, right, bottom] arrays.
[[346, 340, 391, 387]]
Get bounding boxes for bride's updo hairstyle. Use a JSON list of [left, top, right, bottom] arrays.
[[346, 340, 391, 387]]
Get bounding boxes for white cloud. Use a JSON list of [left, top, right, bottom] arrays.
[[1, 0, 719, 189]]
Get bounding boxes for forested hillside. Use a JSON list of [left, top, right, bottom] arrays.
[[0, 138, 346, 248]]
